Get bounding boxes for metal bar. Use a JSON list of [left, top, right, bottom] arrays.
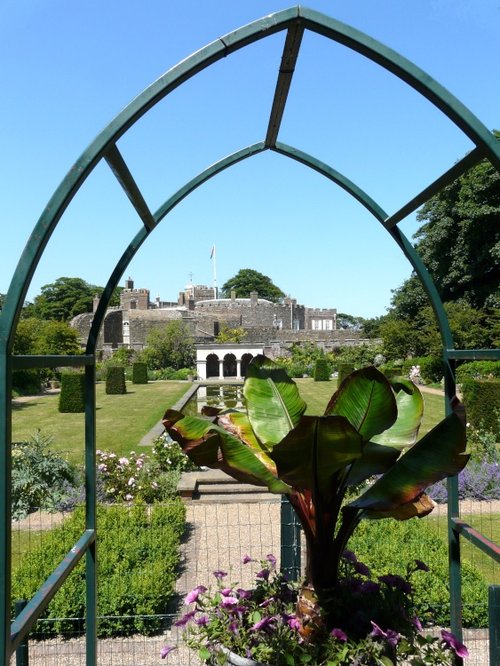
[[0, 345, 12, 666], [451, 519, 500, 563], [84, 365, 97, 666], [265, 23, 304, 147], [383, 147, 484, 228], [445, 349, 500, 361], [104, 144, 155, 231], [11, 355, 94, 370], [14, 602, 28, 666], [280, 496, 301, 581], [10, 530, 95, 654], [489, 586, 500, 666]]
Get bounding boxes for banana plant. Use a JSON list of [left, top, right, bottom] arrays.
[[162, 355, 468, 632]]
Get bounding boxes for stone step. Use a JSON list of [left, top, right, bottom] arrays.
[[178, 469, 275, 502]]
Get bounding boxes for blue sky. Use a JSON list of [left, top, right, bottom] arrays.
[[1, 0, 498, 318]]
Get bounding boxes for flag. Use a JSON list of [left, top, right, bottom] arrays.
[[210, 245, 215, 259]]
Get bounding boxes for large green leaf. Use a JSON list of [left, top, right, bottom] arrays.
[[324, 367, 397, 441], [346, 441, 400, 486], [269, 415, 363, 500], [244, 355, 307, 446], [162, 410, 289, 494], [347, 405, 468, 515], [371, 379, 424, 451]]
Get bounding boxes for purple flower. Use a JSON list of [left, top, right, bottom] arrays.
[[414, 559, 430, 572], [378, 574, 412, 595], [354, 561, 371, 577], [213, 570, 227, 579], [160, 645, 176, 659], [411, 616, 423, 632], [370, 621, 386, 639], [237, 587, 252, 599], [342, 549, 357, 563], [195, 614, 209, 626], [229, 621, 239, 634], [266, 553, 277, 567], [220, 596, 239, 608], [441, 630, 469, 658], [174, 611, 196, 627], [251, 616, 274, 632], [361, 580, 381, 594], [385, 629, 401, 647], [331, 628, 348, 642], [287, 616, 301, 631], [184, 585, 207, 605], [256, 568, 270, 581], [242, 555, 253, 564], [220, 587, 233, 596]]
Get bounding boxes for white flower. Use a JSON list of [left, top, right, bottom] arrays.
[[125, 493, 133, 501], [119, 457, 129, 465], [128, 477, 135, 486]]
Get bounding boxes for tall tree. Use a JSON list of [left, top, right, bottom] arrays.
[[32, 277, 122, 321], [414, 136, 500, 309], [221, 269, 286, 302], [140, 321, 195, 370]]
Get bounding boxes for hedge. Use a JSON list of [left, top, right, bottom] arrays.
[[105, 366, 126, 394], [456, 360, 500, 384], [58, 373, 85, 413], [462, 378, 500, 436], [349, 517, 488, 628], [337, 363, 354, 386], [12, 501, 186, 637], [313, 358, 330, 382], [132, 362, 148, 384]]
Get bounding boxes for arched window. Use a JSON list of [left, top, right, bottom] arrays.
[[241, 353, 253, 377], [223, 353, 237, 377], [206, 353, 219, 378]]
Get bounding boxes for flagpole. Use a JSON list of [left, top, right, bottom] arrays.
[[211, 245, 218, 298]]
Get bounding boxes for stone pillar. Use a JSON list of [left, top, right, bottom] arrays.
[[219, 359, 224, 379], [250, 291, 258, 306], [236, 359, 242, 379]]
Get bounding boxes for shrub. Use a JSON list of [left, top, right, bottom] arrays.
[[349, 518, 488, 628], [12, 369, 43, 396], [466, 421, 499, 463], [147, 366, 195, 381], [456, 360, 500, 384], [313, 358, 330, 381], [462, 379, 500, 436], [401, 356, 443, 384], [105, 366, 126, 395], [58, 373, 85, 412], [428, 461, 500, 503], [338, 363, 354, 386], [11, 431, 78, 520], [152, 433, 198, 473], [12, 501, 186, 637], [132, 362, 148, 384]]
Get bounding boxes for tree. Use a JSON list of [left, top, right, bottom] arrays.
[[221, 269, 286, 302], [140, 321, 195, 370], [32, 277, 122, 321], [216, 323, 246, 343], [414, 138, 500, 309], [14, 318, 80, 356]]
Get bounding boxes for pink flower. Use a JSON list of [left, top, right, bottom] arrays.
[[174, 611, 196, 627], [220, 596, 239, 608], [288, 616, 301, 631], [242, 555, 253, 564], [213, 570, 227, 579], [160, 645, 176, 659], [184, 585, 207, 605], [331, 628, 348, 642], [118, 457, 129, 465], [441, 630, 469, 658], [411, 616, 423, 632]]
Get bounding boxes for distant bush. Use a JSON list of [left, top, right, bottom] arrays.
[[456, 360, 500, 383], [338, 364, 354, 386], [462, 379, 500, 436], [11, 431, 78, 520], [147, 367, 194, 381], [313, 358, 330, 381], [428, 461, 500, 503], [58, 373, 85, 413], [105, 366, 126, 395], [349, 518, 488, 628], [12, 501, 186, 637], [12, 369, 43, 396], [132, 362, 148, 384], [401, 356, 443, 384]]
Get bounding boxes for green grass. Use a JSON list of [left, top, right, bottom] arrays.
[[427, 512, 500, 585], [296, 379, 445, 437], [11, 381, 187, 463]]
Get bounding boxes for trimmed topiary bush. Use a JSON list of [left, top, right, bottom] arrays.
[[12, 501, 186, 637], [132, 362, 148, 384], [462, 378, 500, 436], [313, 358, 330, 382], [338, 363, 354, 386], [105, 366, 126, 395], [58, 373, 85, 413]]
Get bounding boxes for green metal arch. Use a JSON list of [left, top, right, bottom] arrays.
[[2, 6, 500, 664]]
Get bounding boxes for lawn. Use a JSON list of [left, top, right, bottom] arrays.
[[295, 378, 445, 437], [11, 381, 188, 463]]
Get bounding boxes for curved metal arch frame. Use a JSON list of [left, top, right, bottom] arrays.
[[1, 6, 499, 664]]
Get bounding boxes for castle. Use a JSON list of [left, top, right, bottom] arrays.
[[71, 278, 366, 357]]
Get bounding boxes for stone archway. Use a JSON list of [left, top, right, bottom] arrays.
[[223, 353, 237, 378], [241, 353, 253, 377], [206, 353, 219, 379]]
